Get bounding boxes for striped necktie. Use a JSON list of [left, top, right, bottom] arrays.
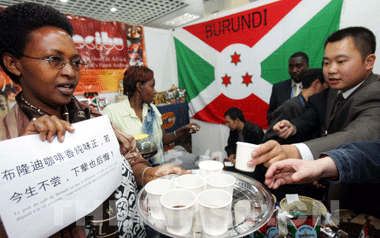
[[332, 93, 345, 115]]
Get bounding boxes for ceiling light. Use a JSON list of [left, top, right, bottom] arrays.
[[164, 13, 200, 27], [59, 0, 68, 2], [110, 7, 117, 12]]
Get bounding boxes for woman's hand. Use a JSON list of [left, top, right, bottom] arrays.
[[182, 122, 200, 134], [142, 164, 192, 185], [163, 122, 201, 144], [21, 115, 75, 143]]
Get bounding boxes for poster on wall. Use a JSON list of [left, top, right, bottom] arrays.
[[0, 9, 146, 102], [69, 15, 147, 95], [174, 0, 343, 128]]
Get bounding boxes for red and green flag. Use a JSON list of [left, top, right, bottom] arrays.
[[174, 0, 343, 128]]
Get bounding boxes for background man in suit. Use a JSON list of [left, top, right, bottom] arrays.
[[267, 52, 309, 123], [263, 68, 327, 143], [250, 26, 380, 214], [262, 69, 328, 201], [224, 107, 264, 164]]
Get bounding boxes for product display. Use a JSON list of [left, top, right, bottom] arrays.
[[153, 91, 167, 105]]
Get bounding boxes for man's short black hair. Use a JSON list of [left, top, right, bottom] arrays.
[[324, 26, 376, 61], [224, 107, 245, 121], [0, 2, 74, 84], [290, 52, 309, 64], [301, 68, 324, 89]]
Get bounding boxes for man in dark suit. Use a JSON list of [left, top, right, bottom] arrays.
[[262, 69, 328, 201], [270, 27, 379, 159], [224, 107, 264, 164], [250, 26, 380, 213], [267, 52, 309, 123], [263, 68, 327, 144]]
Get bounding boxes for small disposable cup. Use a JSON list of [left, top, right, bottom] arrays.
[[160, 189, 196, 236], [198, 160, 224, 178], [176, 174, 205, 211], [205, 173, 236, 195], [197, 189, 232, 236], [145, 179, 176, 220], [235, 142, 259, 172]]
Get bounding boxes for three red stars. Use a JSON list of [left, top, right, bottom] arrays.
[[221, 52, 252, 87]]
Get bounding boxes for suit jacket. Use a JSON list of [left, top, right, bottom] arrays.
[[225, 120, 264, 156], [322, 139, 380, 217], [267, 79, 292, 123], [289, 89, 329, 143], [302, 73, 380, 159], [322, 140, 380, 184], [263, 94, 306, 143]]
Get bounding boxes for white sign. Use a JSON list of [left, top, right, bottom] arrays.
[[0, 116, 123, 238]]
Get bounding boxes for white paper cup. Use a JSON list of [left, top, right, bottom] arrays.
[[197, 189, 232, 236], [176, 174, 205, 211], [145, 179, 176, 220], [205, 173, 236, 195], [198, 160, 224, 178], [235, 142, 259, 172], [160, 189, 196, 236]]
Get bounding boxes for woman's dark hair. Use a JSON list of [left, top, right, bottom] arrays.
[[224, 107, 245, 122], [0, 3, 74, 84], [123, 65, 154, 97]]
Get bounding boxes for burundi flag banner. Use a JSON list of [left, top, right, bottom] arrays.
[[174, 0, 343, 128]]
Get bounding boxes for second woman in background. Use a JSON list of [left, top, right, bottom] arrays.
[[103, 66, 200, 166]]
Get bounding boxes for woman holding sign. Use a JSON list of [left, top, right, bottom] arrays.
[[0, 3, 188, 238]]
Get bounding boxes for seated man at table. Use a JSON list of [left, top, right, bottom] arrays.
[[224, 107, 264, 164]]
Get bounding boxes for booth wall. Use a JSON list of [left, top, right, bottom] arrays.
[[189, 0, 380, 160], [9, 0, 380, 160], [77, 0, 380, 161]]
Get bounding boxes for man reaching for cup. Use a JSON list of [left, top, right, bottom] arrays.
[[249, 26, 380, 167], [248, 26, 380, 217]]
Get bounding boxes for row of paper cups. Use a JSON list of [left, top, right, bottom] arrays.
[[145, 169, 235, 236]]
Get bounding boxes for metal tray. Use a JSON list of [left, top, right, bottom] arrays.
[[137, 170, 275, 238]]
